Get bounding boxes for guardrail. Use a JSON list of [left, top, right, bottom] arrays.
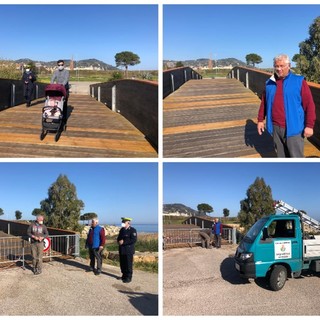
[[0, 78, 47, 110], [163, 228, 236, 249], [90, 79, 158, 151], [0, 234, 80, 269], [163, 67, 202, 99], [228, 66, 320, 148]]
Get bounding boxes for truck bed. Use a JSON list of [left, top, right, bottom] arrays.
[[304, 235, 320, 259]]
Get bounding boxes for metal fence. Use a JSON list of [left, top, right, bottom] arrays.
[[163, 228, 237, 249], [0, 234, 80, 269]]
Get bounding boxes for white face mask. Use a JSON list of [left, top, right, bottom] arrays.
[[121, 223, 126, 228], [38, 220, 43, 225], [25, 69, 30, 72], [58, 66, 64, 71]]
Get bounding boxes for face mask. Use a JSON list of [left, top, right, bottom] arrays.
[[38, 221, 43, 225], [121, 223, 126, 228], [25, 69, 30, 72], [58, 66, 64, 71]]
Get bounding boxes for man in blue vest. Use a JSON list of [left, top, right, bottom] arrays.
[[117, 217, 137, 283], [85, 218, 106, 275], [212, 218, 222, 248], [257, 54, 316, 157]]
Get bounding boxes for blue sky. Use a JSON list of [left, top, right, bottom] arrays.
[[0, 162, 158, 225], [163, 162, 320, 222], [0, 5, 158, 70], [164, 4, 319, 68]]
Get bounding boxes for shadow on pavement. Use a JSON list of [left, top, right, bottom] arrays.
[[220, 256, 250, 285], [119, 290, 158, 316], [53, 257, 119, 279]]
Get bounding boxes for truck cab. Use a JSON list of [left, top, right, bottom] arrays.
[[234, 214, 303, 291]]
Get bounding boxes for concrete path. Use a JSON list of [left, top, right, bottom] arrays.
[[164, 245, 320, 316], [0, 258, 158, 316]]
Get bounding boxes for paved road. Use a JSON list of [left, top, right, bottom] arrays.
[[0, 258, 158, 316], [163, 245, 320, 316]]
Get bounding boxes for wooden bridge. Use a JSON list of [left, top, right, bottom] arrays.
[[0, 94, 157, 158], [163, 78, 320, 158]]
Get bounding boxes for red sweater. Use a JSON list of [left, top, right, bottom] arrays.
[[258, 78, 316, 129]]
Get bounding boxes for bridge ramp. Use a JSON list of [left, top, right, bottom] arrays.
[[0, 94, 157, 158], [163, 78, 320, 158]]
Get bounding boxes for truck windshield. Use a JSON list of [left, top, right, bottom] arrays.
[[243, 218, 268, 243]]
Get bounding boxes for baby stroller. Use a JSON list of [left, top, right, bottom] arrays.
[[40, 84, 67, 141]]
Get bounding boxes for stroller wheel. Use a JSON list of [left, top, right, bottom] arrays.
[[40, 130, 46, 140], [55, 131, 61, 142]]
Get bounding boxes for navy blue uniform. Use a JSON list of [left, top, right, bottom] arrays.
[[117, 226, 137, 281], [22, 71, 36, 106]]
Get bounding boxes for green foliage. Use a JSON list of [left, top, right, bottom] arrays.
[[0, 208, 4, 216], [197, 203, 213, 216], [293, 16, 320, 82], [238, 177, 275, 232], [0, 60, 22, 80], [109, 71, 124, 81], [245, 53, 263, 67], [80, 212, 98, 225], [223, 208, 230, 218], [15, 210, 22, 220], [163, 215, 188, 225], [175, 61, 184, 68], [40, 174, 84, 231], [114, 51, 140, 78]]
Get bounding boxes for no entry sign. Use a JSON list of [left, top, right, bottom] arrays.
[[43, 237, 51, 252]]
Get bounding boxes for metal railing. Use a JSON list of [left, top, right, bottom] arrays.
[[0, 234, 80, 269], [163, 228, 237, 249]]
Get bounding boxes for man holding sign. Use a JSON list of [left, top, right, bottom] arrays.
[[27, 215, 49, 275]]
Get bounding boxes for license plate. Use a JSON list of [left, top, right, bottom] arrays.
[[235, 263, 240, 271]]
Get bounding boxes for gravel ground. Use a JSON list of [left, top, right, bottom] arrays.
[[163, 245, 320, 316], [0, 257, 158, 316]]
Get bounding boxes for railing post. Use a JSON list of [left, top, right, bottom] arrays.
[[170, 74, 175, 93], [36, 85, 39, 99], [8, 223, 10, 235], [237, 69, 240, 80], [98, 86, 101, 102], [66, 236, 70, 255], [11, 84, 15, 107], [231, 70, 234, 78], [232, 227, 237, 244], [91, 86, 94, 97], [112, 85, 116, 112], [184, 69, 187, 83], [246, 72, 249, 89]]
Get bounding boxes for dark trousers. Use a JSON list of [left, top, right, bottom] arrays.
[[89, 248, 103, 271], [214, 234, 221, 248], [272, 125, 304, 158], [120, 254, 133, 280], [24, 85, 34, 106]]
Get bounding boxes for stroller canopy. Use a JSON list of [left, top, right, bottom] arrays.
[[45, 84, 67, 98]]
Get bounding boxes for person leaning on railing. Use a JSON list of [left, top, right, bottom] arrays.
[[27, 215, 49, 275]]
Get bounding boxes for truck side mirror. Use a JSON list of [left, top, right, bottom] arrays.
[[262, 227, 269, 240]]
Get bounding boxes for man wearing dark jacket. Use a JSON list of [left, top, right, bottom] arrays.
[[22, 64, 36, 107], [27, 215, 49, 275], [117, 217, 137, 283], [85, 218, 106, 275]]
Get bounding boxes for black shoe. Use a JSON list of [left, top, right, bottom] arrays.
[[86, 267, 94, 272], [95, 270, 101, 276], [122, 278, 132, 283]]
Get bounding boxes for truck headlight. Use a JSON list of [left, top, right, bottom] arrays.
[[240, 252, 253, 261]]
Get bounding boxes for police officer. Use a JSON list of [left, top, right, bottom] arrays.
[[117, 217, 137, 283]]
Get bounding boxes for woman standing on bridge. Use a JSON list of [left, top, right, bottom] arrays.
[[22, 64, 36, 107]]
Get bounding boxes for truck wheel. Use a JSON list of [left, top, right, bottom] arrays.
[[269, 265, 287, 291]]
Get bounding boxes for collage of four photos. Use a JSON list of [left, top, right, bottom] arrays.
[[1, 3, 320, 318]]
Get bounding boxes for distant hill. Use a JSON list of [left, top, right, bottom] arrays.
[[164, 57, 246, 68], [14, 58, 118, 70], [163, 203, 198, 216]]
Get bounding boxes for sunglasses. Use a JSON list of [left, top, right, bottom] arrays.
[[58, 64, 64, 66]]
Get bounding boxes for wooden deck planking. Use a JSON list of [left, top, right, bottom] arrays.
[[163, 78, 320, 158], [0, 94, 157, 158]]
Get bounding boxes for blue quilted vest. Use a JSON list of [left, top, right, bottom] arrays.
[[265, 71, 304, 137]]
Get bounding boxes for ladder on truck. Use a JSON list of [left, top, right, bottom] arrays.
[[274, 200, 320, 231]]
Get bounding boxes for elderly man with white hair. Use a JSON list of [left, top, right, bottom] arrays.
[[85, 218, 106, 275], [257, 54, 316, 157]]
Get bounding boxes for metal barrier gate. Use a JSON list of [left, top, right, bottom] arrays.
[[163, 228, 236, 249], [0, 234, 80, 269]]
